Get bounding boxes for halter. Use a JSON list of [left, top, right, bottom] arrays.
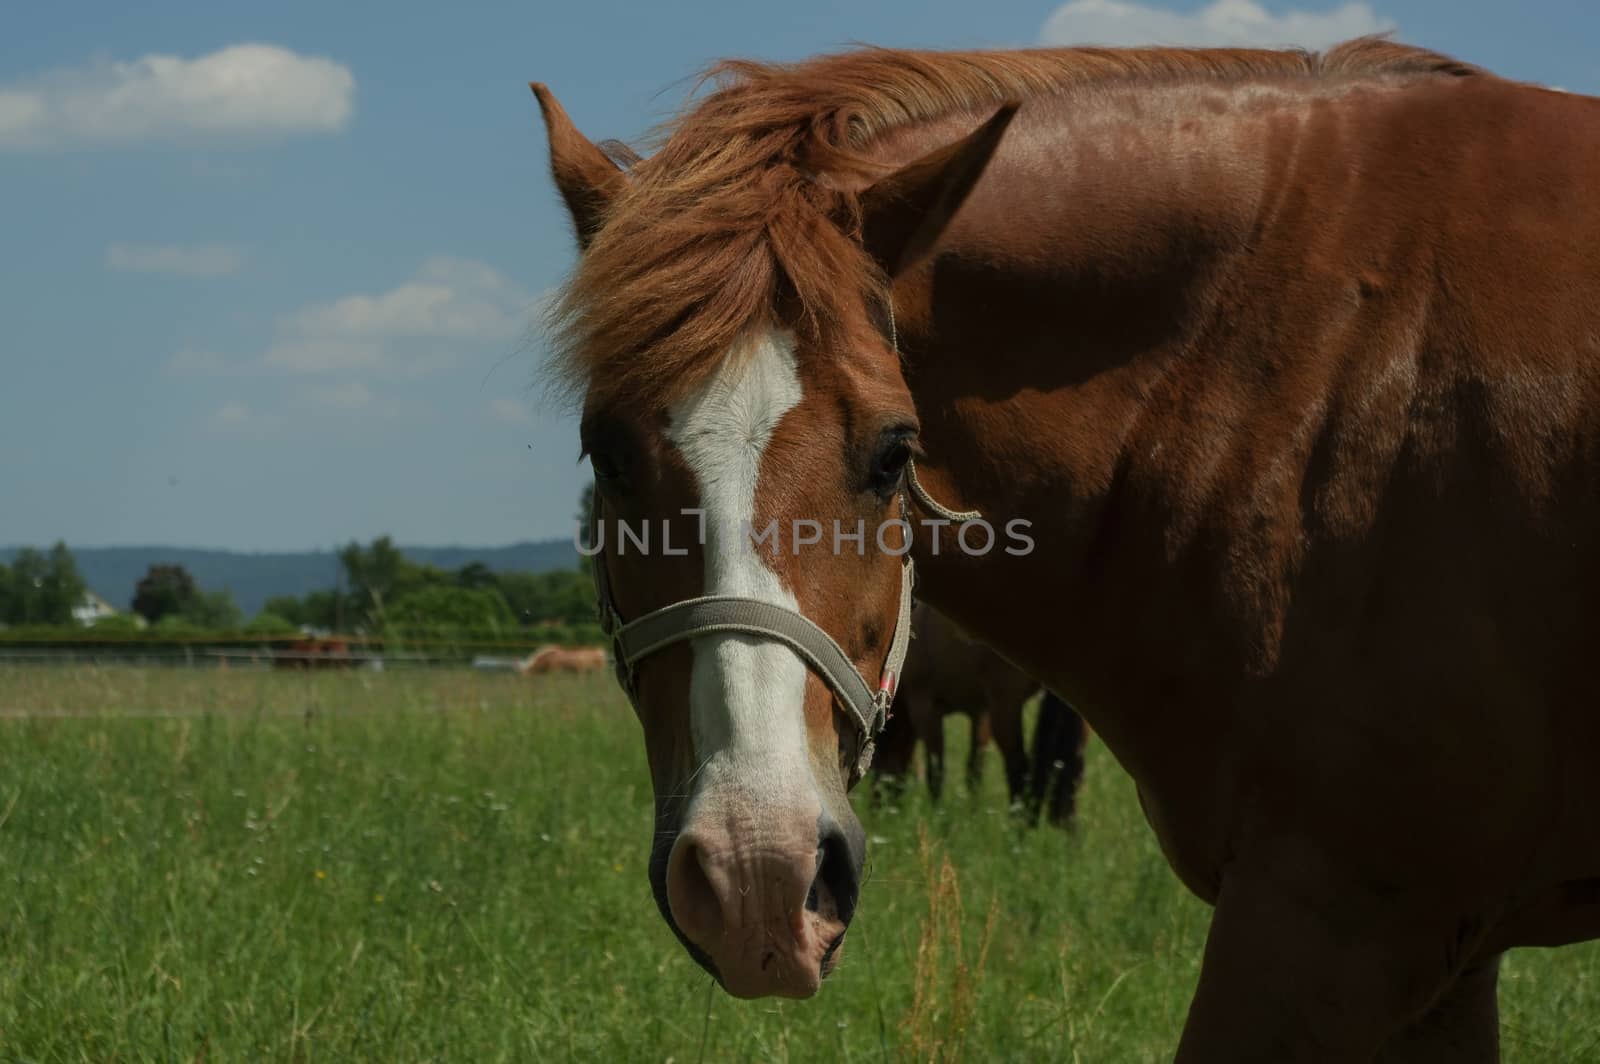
[[586, 299, 980, 784], [588, 458, 985, 784]]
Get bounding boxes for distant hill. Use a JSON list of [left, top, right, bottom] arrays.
[[0, 542, 578, 618]]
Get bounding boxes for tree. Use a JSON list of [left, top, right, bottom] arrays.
[[41, 542, 87, 624], [338, 536, 405, 623], [7, 549, 49, 624], [262, 595, 307, 627], [455, 561, 496, 590], [1, 544, 84, 626], [132, 565, 199, 624], [496, 569, 594, 626], [298, 590, 343, 631], [387, 585, 515, 634], [245, 611, 298, 635], [263, 590, 344, 631], [338, 536, 447, 628], [182, 590, 243, 631]]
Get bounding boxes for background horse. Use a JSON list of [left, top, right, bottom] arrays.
[[271, 636, 352, 670], [873, 602, 1086, 825], [516, 645, 607, 675]]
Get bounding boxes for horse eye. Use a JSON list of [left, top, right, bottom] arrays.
[[590, 451, 624, 483], [868, 432, 914, 499], [579, 413, 637, 487]]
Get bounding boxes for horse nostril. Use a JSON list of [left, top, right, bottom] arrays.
[[812, 821, 861, 925], [665, 835, 724, 947]]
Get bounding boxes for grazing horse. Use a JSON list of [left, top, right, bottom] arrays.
[[272, 636, 352, 670], [517, 644, 608, 674], [873, 601, 1087, 824], [533, 37, 1600, 1058]]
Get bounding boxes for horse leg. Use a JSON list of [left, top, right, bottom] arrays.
[[920, 705, 946, 803], [1374, 955, 1500, 1063], [1027, 690, 1061, 821], [1176, 869, 1472, 1062], [1032, 693, 1087, 825], [966, 710, 991, 797], [988, 695, 1029, 813]]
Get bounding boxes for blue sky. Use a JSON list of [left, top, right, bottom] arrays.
[[3, 1, 1594, 551]]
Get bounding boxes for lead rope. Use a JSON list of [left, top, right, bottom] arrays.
[[886, 297, 984, 524]]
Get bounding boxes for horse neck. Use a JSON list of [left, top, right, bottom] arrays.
[[890, 81, 1378, 757]]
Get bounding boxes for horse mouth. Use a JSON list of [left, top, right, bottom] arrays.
[[819, 928, 847, 977]]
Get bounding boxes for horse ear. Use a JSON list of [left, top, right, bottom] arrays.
[[530, 83, 626, 250], [858, 102, 1019, 278]]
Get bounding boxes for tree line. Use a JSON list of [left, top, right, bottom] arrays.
[[258, 535, 596, 637], [0, 543, 87, 627], [1, 488, 600, 641]]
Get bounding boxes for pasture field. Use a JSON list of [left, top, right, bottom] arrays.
[[2, 666, 1597, 1062]]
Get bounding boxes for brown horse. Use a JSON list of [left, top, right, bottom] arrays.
[[873, 601, 1087, 824], [272, 636, 353, 670], [533, 37, 1600, 1058], [517, 645, 607, 674]]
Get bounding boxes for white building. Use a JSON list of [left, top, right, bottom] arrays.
[[72, 590, 122, 627]]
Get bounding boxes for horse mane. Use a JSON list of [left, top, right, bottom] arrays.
[[549, 37, 1482, 408]]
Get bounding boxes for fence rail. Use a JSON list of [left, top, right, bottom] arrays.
[[0, 628, 608, 669]]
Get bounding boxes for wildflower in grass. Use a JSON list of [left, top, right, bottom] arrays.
[[373, 893, 384, 903], [315, 869, 327, 880]]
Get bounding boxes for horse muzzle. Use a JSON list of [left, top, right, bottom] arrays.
[[653, 810, 863, 998]]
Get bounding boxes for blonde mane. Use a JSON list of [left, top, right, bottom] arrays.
[[549, 37, 1480, 407]]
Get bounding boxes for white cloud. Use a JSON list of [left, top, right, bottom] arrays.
[[0, 43, 354, 151], [0, 93, 45, 139], [488, 397, 534, 427], [1040, 0, 1393, 50], [106, 243, 243, 277], [287, 257, 526, 341], [263, 257, 533, 374], [168, 256, 537, 385], [262, 338, 383, 373]]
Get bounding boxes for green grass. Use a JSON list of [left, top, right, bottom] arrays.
[[1, 666, 1596, 1061]]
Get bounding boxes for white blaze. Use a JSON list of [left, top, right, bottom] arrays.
[[666, 331, 816, 806]]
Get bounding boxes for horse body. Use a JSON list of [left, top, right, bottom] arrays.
[[272, 637, 353, 669], [902, 69, 1600, 899], [517, 645, 607, 674], [535, 39, 1600, 1057], [890, 69, 1600, 1055]]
